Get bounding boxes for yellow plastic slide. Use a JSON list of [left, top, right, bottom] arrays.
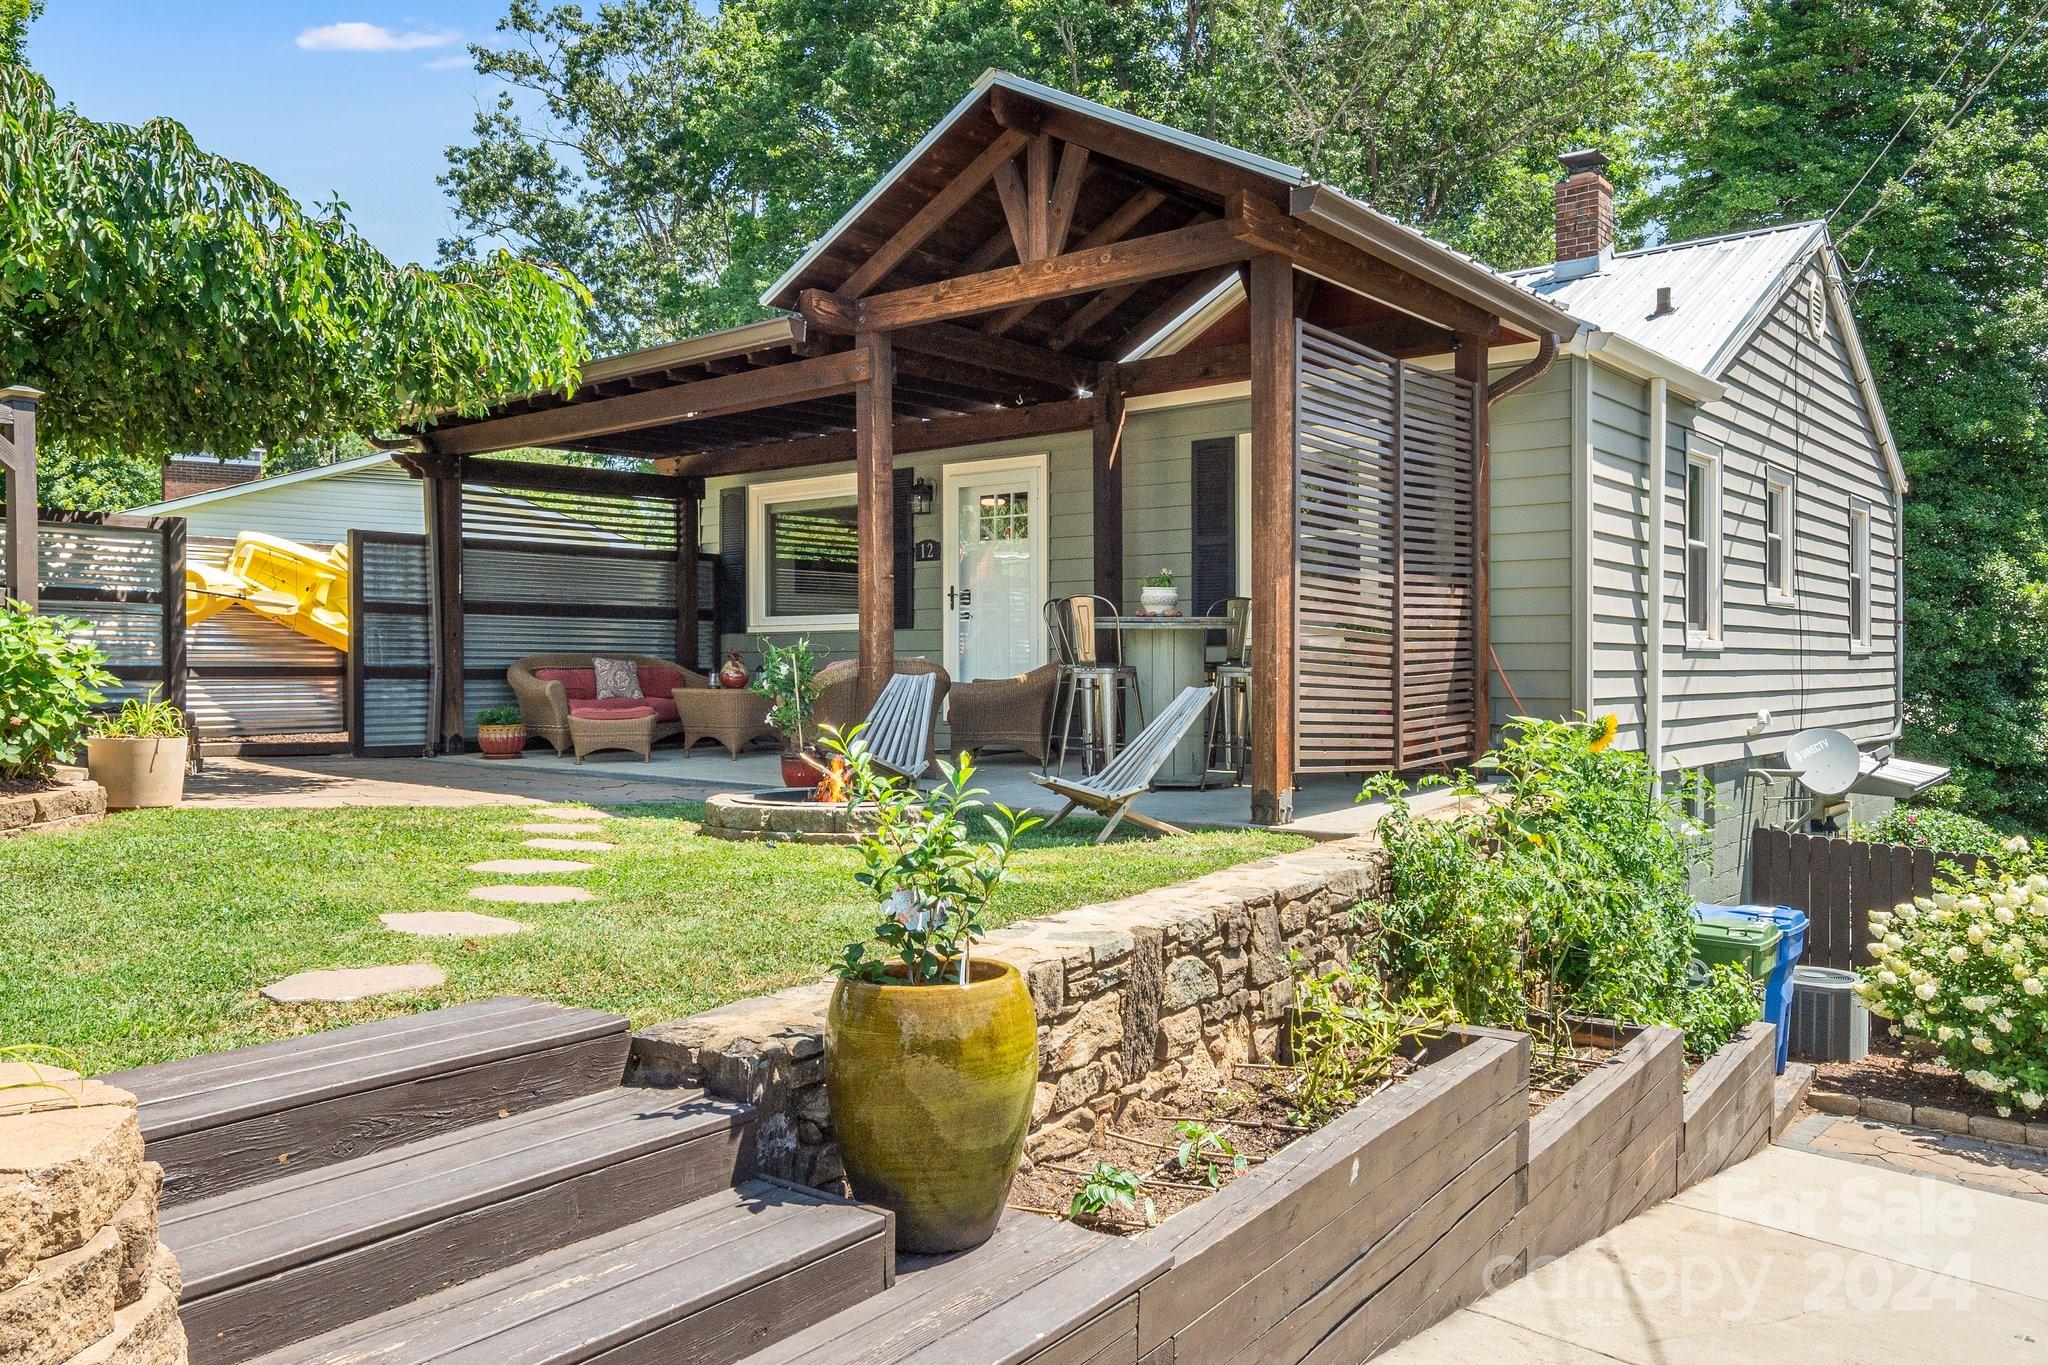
[[185, 532, 351, 651]]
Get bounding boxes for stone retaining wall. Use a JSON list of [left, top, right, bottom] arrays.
[[0, 1065, 187, 1365], [628, 839, 1389, 1186], [0, 778, 107, 839]]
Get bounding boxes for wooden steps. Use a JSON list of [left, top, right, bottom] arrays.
[[167, 1086, 754, 1362], [245, 1179, 892, 1365], [110, 997, 631, 1206]]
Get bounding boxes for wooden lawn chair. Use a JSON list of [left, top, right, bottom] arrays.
[[858, 671, 941, 782], [1030, 685, 1216, 843]]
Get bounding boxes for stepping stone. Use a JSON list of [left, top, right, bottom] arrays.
[[522, 838, 614, 853], [468, 884, 592, 905], [466, 858, 595, 875], [526, 808, 611, 821], [260, 964, 445, 1004], [521, 822, 614, 836], [379, 911, 528, 939]]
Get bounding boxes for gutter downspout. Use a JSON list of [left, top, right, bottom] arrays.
[[1645, 376, 1668, 795], [1490, 331, 1560, 403]]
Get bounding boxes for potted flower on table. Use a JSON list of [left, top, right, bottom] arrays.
[[1140, 567, 1179, 615], [821, 728, 1041, 1252], [751, 637, 826, 788]]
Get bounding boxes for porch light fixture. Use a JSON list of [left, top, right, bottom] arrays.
[[911, 477, 935, 516]]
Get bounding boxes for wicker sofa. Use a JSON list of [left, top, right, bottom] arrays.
[[946, 663, 1061, 763], [813, 657, 950, 763], [506, 653, 707, 756]]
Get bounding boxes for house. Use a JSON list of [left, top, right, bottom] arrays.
[[393, 72, 1906, 892], [133, 451, 426, 547]]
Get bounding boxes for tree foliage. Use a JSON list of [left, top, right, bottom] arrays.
[[441, 0, 1710, 349], [0, 63, 588, 466], [1657, 0, 2048, 830]]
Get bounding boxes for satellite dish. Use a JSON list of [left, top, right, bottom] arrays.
[[1783, 728, 1861, 797]]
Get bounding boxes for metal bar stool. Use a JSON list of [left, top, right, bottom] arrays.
[[1203, 597, 1252, 787], [1043, 594, 1145, 776]]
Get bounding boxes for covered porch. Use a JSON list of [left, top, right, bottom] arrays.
[[397, 73, 1576, 823]]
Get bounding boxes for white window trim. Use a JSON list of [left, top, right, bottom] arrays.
[[1234, 432, 1252, 599], [1848, 499, 1873, 656], [1764, 467, 1797, 606], [747, 472, 861, 633], [1684, 440, 1724, 650]]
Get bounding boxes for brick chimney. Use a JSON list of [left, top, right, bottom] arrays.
[[1553, 149, 1615, 280], [161, 454, 262, 502]]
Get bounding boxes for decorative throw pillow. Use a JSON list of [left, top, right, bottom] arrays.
[[592, 657, 643, 700]]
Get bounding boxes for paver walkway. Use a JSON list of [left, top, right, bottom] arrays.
[[182, 756, 717, 809], [1782, 1111, 2048, 1204], [1386, 1143, 2048, 1362]]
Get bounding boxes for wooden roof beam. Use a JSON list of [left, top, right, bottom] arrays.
[[802, 215, 1253, 335], [896, 322, 1093, 392], [423, 348, 871, 456], [989, 86, 1284, 209], [1232, 194, 1496, 337], [659, 397, 1096, 479], [985, 184, 1168, 337], [840, 128, 1031, 299]]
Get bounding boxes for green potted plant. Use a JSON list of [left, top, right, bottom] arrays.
[[476, 705, 528, 758], [1140, 566, 1178, 615], [821, 729, 1041, 1252], [85, 688, 189, 809], [0, 602, 112, 788], [751, 637, 825, 788]]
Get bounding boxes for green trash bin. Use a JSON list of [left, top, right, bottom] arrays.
[[1690, 908, 1782, 982]]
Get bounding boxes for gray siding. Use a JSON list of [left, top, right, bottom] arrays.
[[1660, 256, 1902, 771], [1588, 364, 1652, 747], [1487, 363, 1573, 734], [151, 461, 426, 545], [1120, 396, 1250, 605]]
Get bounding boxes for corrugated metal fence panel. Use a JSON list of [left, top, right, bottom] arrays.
[[1293, 323, 1478, 774], [352, 532, 431, 755], [359, 535, 430, 604], [464, 543, 676, 605], [187, 607, 345, 737], [6, 519, 171, 702], [362, 679, 432, 751], [1748, 829, 1982, 970], [462, 482, 677, 550]]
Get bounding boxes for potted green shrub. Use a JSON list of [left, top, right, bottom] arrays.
[[752, 636, 825, 788], [821, 729, 1040, 1252], [0, 602, 113, 788], [86, 689, 189, 809], [476, 704, 528, 758]]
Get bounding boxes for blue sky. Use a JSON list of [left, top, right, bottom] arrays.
[[26, 3, 518, 265]]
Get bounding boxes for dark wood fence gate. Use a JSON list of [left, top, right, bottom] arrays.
[[1749, 829, 1984, 969]]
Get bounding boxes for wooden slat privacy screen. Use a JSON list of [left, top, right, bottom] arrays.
[[1293, 323, 1478, 773]]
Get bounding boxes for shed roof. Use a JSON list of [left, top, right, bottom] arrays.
[[1507, 221, 1827, 377]]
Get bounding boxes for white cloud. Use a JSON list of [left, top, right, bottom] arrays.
[[422, 52, 470, 71], [295, 22, 460, 53]]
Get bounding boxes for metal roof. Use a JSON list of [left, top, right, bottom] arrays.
[[1508, 221, 1826, 377]]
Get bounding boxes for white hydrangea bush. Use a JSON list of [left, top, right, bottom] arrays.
[[1856, 836, 2047, 1116]]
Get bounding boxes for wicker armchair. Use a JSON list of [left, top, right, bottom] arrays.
[[947, 663, 1061, 763], [813, 657, 951, 763], [506, 652, 706, 756]]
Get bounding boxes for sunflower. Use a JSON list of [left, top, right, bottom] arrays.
[[1587, 714, 1619, 752]]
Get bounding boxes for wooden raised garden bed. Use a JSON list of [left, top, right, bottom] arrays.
[[1679, 1021, 1777, 1189]]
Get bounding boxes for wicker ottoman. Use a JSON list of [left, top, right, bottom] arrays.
[[673, 687, 776, 759], [568, 705, 660, 763]]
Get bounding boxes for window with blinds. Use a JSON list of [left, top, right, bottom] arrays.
[[1685, 447, 1721, 642], [765, 493, 859, 620]]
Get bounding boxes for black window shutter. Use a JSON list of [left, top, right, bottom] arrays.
[[892, 467, 917, 629], [1190, 436, 1238, 618], [716, 488, 746, 641]]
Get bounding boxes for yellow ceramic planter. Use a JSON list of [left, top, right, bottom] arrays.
[[826, 958, 1038, 1253]]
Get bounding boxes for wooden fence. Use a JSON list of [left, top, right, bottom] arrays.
[[1748, 829, 1983, 970]]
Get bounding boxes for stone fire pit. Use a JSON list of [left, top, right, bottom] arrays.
[[699, 788, 885, 845]]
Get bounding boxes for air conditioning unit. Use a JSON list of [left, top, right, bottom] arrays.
[[1790, 966, 1868, 1063]]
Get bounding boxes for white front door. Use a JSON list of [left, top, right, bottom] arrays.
[[943, 456, 1048, 685]]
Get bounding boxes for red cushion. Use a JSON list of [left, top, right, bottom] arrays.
[[569, 698, 656, 720], [534, 667, 598, 700], [644, 696, 679, 722], [638, 664, 689, 696]]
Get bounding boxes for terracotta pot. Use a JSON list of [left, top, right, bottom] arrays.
[[781, 750, 820, 789], [85, 736, 188, 809], [827, 958, 1037, 1253], [719, 650, 751, 689], [477, 724, 527, 759]]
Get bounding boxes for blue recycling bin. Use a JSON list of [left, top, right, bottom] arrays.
[[1695, 902, 1808, 1074]]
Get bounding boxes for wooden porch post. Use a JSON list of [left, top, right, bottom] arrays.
[[2, 388, 40, 610], [1248, 254, 1299, 825], [675, 476, 704, 672], [1091, 364, 1126, 609], [855, 331, 896, 707], [1455, 329, 1492, 757], [425, 461, 465, 751]]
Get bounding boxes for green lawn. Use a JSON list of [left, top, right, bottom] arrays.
[[1, 802, 1307, 1073]]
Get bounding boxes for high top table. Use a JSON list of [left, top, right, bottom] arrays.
[[1104, 614, 1226, 787]]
